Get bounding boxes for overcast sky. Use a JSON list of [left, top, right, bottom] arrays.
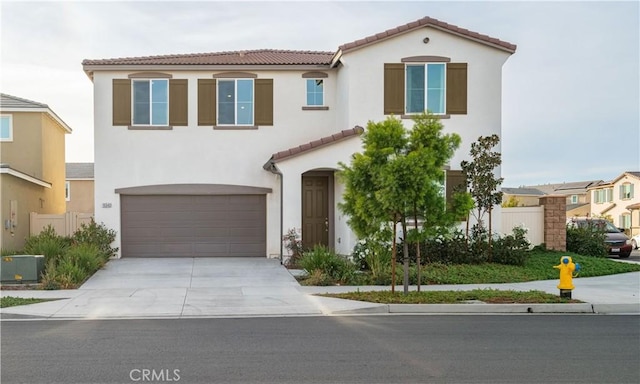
[[1, 0, 638, 187]]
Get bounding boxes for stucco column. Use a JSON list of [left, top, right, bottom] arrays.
[[539, 195, 567, 251]]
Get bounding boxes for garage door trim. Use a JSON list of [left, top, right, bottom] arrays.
[[116, 183, 272, 195]]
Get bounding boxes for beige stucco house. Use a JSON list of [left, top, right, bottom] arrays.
[[0, 94, 72, 251], [82, 16, 516, 259], [66, 162, 94, 213], [589, 171, 640, 236]]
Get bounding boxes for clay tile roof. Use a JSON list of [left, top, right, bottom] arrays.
[[338, 16, 517, 54], [82, 49, 335, 66], [66, 163, 94, 179], [270, 126, 364, 162]]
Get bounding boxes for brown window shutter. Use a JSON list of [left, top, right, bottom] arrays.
[[255, 79, 273, 126], [384, 63, 405, 115], [198, 79, 216, 125], [446, 63, 467, 115], [169, 79, 188, 126], [446, 170, 466, 207], [113, 79, 131, 126]]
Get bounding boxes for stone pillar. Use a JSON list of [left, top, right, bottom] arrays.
[[539, 195, 567, 251]]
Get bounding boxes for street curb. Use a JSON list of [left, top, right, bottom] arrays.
[[331, 303, 640, 315]]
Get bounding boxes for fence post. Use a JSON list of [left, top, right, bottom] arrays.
[[539, 195, 567, 251]]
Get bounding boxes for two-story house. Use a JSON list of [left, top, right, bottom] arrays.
[[82, 16, 516, 259], [589, 171, 640, 236], [0, 94, 72, 251], [65, 162, 95, 213]]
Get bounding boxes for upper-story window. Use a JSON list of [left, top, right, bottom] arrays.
[[132, 79, 168, 126], [384, 60, 467, 117], [112, 74, 187, 128], [218, 79, 254, 125], [306, 79, 324, 106], [406, 64, 446, 114], [65, 181, 71, 202], [570, 195, 578, 204], [620, 183, 634, 200], [1, 115, 12, 141], [593, 188, 613, 204]]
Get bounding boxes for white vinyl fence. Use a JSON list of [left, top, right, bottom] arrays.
[[30, 212, 94, 237], [501, 206, 544, 246]]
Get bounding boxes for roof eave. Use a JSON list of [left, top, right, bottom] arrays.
[[0, 107, 72, 133], [82, 63, 333, 73]]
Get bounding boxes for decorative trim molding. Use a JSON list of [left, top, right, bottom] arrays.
[[302, 71, 328, 78], [302, 106, 329, 111], [127, 126, 173, 130], [128, 72, 173, 78], [213, 72, 257, 79], [401, 56, 450, 63], [213, 125, 259, 130], [115, 184, 272, 195], [401, 114, 450, 120]]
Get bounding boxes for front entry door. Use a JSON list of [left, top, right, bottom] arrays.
[[302, 176, 329, 249]]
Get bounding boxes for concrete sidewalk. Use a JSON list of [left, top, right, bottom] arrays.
[[1, 258, 638, 320]]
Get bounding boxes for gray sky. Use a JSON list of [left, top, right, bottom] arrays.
[[1, 0, 638, 187]]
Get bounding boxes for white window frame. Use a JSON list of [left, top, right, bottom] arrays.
[[305, 79, 324, 106], [131, 79, 169, 126], [217, 79, 254, 126], [571, 195, 578, 204], [405, 63, 447, 115], [65, 181, 71, 202], [620, 183, 633, 200], [620, 213, 631, 229], [1, 114, 13, 142]]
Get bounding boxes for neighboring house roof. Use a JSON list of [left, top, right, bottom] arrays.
[[501, 187, 545, 196], [0, 163, 52, 188], [268, 126, 364, 163], [0, 93, 73, 133], [567, 203, 589, 211], [338, 16, 517, 55], [66, 163, 94, 179], [526, 180, 603, 195], [83, 16, 517, 77], [626, 202, 640, 210], [82, 49, 335, 66]]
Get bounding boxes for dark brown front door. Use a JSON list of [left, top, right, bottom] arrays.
[[302, 176, 329, 249]]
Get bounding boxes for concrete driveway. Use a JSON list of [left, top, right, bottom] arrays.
[[4, 258, 326, 319]]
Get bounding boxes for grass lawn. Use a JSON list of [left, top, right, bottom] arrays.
[[417, 251, 640, 285], [320, 289, 583, 304], [1, 297, 54, 308]]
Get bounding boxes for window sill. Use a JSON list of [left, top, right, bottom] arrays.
[[128, 125, 173, 130], [213, 125, 259, 130], [302, 106, 329, 111], [401, 114, 450, 119]]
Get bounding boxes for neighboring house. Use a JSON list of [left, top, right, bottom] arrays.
[[82, 16, 516, 258], [501, 187, 545, 207], [66, 162, 95, 213], [0, 94, 72, 251], [589, 171, 640, 236], [504, 180, 602, 218]]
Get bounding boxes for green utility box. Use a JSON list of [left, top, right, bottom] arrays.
[[1, 255, 45, 283]]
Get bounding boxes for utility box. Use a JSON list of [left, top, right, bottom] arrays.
[[1, 255, 45, 283]]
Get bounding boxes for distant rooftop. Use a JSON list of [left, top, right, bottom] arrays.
[[1, 93, 49, 109], [501, 187, 545, 196], [66, 163, 94, 179]]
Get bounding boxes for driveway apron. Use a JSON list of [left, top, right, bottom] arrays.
[[26, 258, 324, 319]]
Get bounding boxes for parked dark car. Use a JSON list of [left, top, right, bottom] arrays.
[[568, 218, 632, 258]]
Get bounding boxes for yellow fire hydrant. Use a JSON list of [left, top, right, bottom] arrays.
[[553, 256, 577, 298]]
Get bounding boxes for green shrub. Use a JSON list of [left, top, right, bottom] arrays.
[[72, 220, 118, 261], [566, 223, 607, 257], [491, 226, 530, 266], [55, 258, 90, 285], [24, 226, 71, 264], [299, 245, 356, 284], [64, 243, 104, 273], [301, 269, 334, 286]]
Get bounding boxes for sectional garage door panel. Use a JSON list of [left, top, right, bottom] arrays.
[[121, 195, 266, 257]]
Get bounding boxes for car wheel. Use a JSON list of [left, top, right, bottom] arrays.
[[619, 253, 631, 259]]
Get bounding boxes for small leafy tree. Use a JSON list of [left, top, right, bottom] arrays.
[[339, 113, 472, 293], [460, 134, 503, 260]]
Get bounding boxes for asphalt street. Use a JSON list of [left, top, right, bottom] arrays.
[[2, 315, 639, 384]]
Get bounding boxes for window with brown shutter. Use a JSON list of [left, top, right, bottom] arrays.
[[384, 63, 405, 115], [446, 63, 467, 115], [198, 79, 216, 126], [255, 79, 273, 126], [113, 79, 131, 126], [169, 79, 188, 126]]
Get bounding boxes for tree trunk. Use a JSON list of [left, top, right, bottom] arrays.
[[391, 216, 397, 293], [402, 216, 409, 295], [414, 204, 421, 292], [488, 205, 493, 263]]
